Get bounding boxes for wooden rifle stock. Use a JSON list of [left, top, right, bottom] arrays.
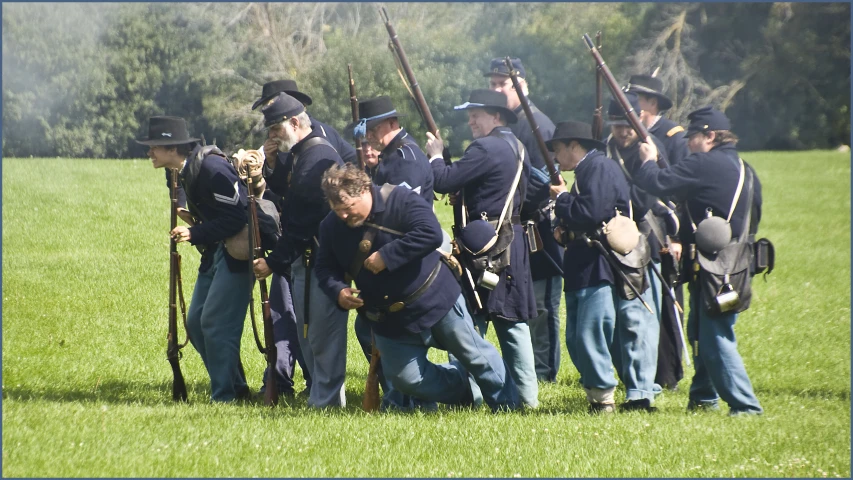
[[503, 57, 560, 186], [583, 34, 668, 167], [347, 64, 367, 171], [592, 31, 604, 141], [362, 332, 382, 412], [168, 168, 188, 402], [248, 177, 278, 406]]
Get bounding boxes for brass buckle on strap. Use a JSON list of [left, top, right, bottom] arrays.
[[388, 302, 406, 313]]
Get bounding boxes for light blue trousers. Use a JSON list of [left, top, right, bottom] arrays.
[[291, 256, 348, 408], [375, 295, 520, 411], [474, 314, 539, 408], [610, 268, 660, 401], [565, 283, 618, 392], [186, 245, 252, 402], [530, 275, 563, 382], [688, 284, 763, 414]]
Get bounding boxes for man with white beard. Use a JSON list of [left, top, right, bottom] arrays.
[[253, 92, 348, 408]]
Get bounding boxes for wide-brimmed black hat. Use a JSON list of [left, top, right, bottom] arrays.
[[251, 79, 313, 110], [686, 106, 731, 136], [607, 92, 642, 126], [545, 121, 606, 152], [261, 93, 306, 128], [345, 96, 406, 139], [454, 89, 517, 124], [483, 57, 526, 79], [135, 116, 200, 146], [624, 74, 673, 111]]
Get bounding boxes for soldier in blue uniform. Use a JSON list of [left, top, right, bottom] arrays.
[[426, 89, 539, 408], [350, 95, 434, 202], [605, 93, 672, 410], [486, 57, 563, 383], [314, 165, 520, 411], [634, 106, 763, 416], [347, 95, 435, 408], [625, 74, 690, 390], [546, 120, 637, 413], [253, 93, 348, 408], [140, 116, 253, 403], [252, 79, 357, 166]]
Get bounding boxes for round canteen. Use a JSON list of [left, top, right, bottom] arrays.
[[603, 215, 640, 255], [695, 216, 732, 254]]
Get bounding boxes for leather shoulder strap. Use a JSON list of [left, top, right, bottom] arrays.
[[294, 136, 337, 164]]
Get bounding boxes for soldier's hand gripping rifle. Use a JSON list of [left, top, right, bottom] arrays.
[[168, 168, 190, 402], [583, 33, 669, 167], [504, 57, 560, 186], [348, 64, 367, 171], [592, 31, 604, 141], [248, 176, 278, 406], [380, 6, 482, 313]]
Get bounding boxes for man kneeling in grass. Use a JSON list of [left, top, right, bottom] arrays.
[[314, 164, 520, 411]]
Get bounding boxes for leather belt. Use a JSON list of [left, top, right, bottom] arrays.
[[365, 260, 443, 322]]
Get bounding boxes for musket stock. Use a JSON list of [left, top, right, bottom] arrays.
[[503, 57, 560, 186]]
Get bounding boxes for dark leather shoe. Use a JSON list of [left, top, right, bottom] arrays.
[[620, 399, 657, 412], [588, 402, 616, 414]]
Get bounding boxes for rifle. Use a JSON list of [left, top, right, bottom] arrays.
[[582, 33, 669, 167], [168, 168, 189, 402], [248, 176, 278, 406], [347, 64, 366, 171], [503, 57, 560, 186], [349, 63, 381, 411], [591, 31, 604, 141], [380, 7, 440, 140], [380, 6, 482, 313]]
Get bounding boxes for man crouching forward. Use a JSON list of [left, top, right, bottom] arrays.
[[314, 164, 520, 411]]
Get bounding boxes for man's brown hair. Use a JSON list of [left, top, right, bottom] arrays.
[[321, 163, 373, 205], [710, 130, 739, 147]]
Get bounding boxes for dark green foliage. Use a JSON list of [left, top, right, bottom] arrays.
[[2, 3, 849, 158]]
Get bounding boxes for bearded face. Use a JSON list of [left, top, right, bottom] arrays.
[[269, 119, 301, 153]]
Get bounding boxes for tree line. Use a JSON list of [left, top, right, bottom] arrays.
[[2, 2, 849, 159]]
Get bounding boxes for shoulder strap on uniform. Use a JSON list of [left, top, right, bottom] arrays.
[[294, 136, 337, 165], [182, 146, 225, 222], [666, 126, 684, 137], [738, 160, 754, 243]]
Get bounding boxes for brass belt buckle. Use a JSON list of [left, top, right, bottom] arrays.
[[388, 301, 406, 313]]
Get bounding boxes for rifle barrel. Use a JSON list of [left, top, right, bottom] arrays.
[[503, 57, 560, 185], [582, 33, 669, 167], [380, 7, 439, 136], [347, 64, 366, 170]]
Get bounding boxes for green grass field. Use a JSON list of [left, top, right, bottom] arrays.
[[2, 152, 850, 477]]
